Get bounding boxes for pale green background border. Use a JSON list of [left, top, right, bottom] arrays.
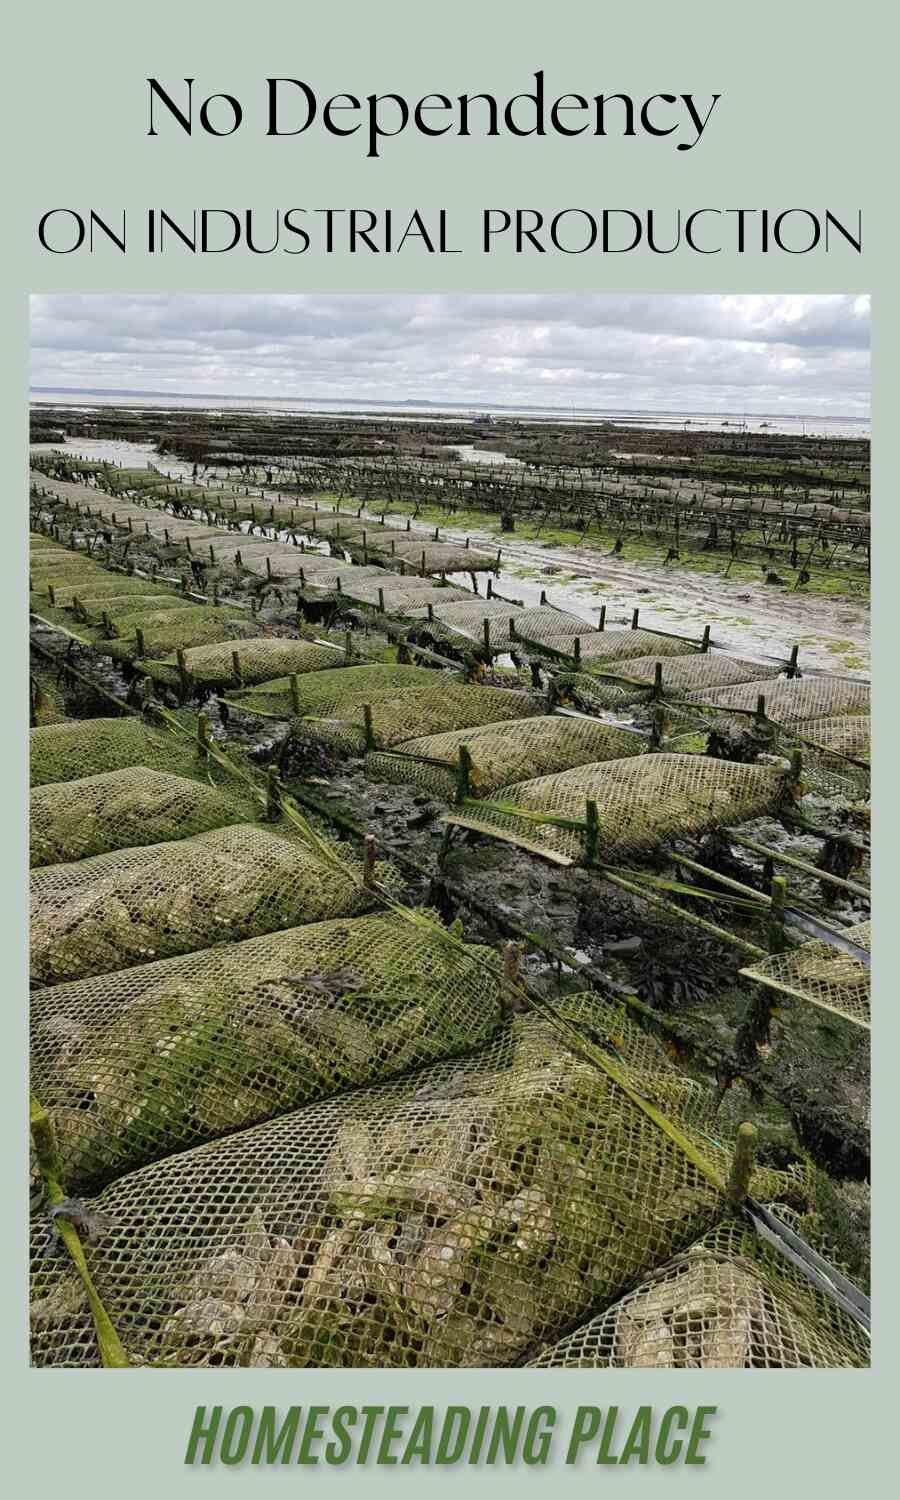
[[3, 1, 890, 1492]]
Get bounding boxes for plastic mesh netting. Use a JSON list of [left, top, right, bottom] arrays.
[[222, 664, 441, 721], [138, 637, 348, 690], [599, 653, 783, 695], [740, 921, 871, 1028], [29, 994, 798, 1369], [42, 576, 172, 609], [556, 654, 782, 713], [73, 594, 187, 624], [30, 912, 503, 1193], [30, 767, 256, 868], [367, 716, 645, 801], [526, 1214, 868, 1369], [102, 606, 257, 661], [30, 658, 70, 727], [296, 681, 539, 754], [689, 676, 870, 727], [30, 717, 244, 789], [508, 607, 597, 644], [30, 822, 389, 987], [363, 540, 496, 575], [445, 753, 791, 865], [524, 627, 699, 667], [799, 715, 870, 761], [335, 577, 471, 609], [408, 599, 528, 651]]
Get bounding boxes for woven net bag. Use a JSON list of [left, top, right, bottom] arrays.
[[30, 823, 389, 987], [102, 606, 257, 662], [222, 664, 446, 721], [30, 911, 503, 1193], [30, 716, 244, 789], [139, 637, 348, 691], [526, 1214, 868, 1369], [29, 994, 798, 1369], [445, 752, 791, 865], [367, 716, 644, 801], [30, 767, 256, 868]]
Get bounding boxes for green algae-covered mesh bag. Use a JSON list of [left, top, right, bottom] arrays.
[[138, 636, 348, 691], [366, 716, 644, 802], [517, 625, 698, 666], [445, 752, 792, 865], [30, 823, 392, 987], [46, 576, 174, 609], [334, 577, 471, 610], [688, 676, 870, 727], [30, 911, 504, 1194], [30, 658, 70, 727], [30, 716, 243, 789], [739, 921, 871, 1029], [29, 994, 800, 1369], [101, 605, 257, 662], [221, 664, 446, 721], [525, 1212, 868, 1369], [798, 714, 870, 760], [73, 594, 187, 625], [407, 598, 530, 652], [596, 653, 783, 696], [29, 560, 111, 592], [298, 682, 540, 755], [30, 767, 258, 868]]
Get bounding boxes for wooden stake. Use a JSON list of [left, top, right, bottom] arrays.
[[197, 712, 211, 760], [767, 874, 788, 953], [266, 767, 282, 820], [726, 1123, 758, 1209], [364, 833, 376, 887], [701, 624, 711, 653], [631, 608, 640, 629], [501, 941, 520, 1018], [584, 799, 600, 864], [289, 673, 301, 714], [457, 744, 473, 803], [363, 703, 375, 750], [598, 605, 606, 631]]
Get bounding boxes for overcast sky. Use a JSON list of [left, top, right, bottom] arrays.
[[29, 293, 870, 416]]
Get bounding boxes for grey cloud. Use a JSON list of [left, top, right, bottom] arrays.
[[29, 293, 870, 416]]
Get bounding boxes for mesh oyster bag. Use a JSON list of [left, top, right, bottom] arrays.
[[29, 994, 798, 1369], [30, 716, 244, 789], [30, 822, 389, 987], [517, 625, 698, 667], [367, 716, 644, 801], [73, 594, 188, 625], [444, 752, 791, 865], [138, 636, 348, 691], [798, 714, 870, 761], [30, 911, 503, 1193], [739, 921, 871, 1029], [30, 767, 257, 868], [296, 681, 539, 754], [102, 606, 257, 662], [221, 664, 446, 721], [688, 676, 870, 727], [30, 656, 70, 727], [43, 575, 177, 609], [525, 1214, 868, 1369]]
